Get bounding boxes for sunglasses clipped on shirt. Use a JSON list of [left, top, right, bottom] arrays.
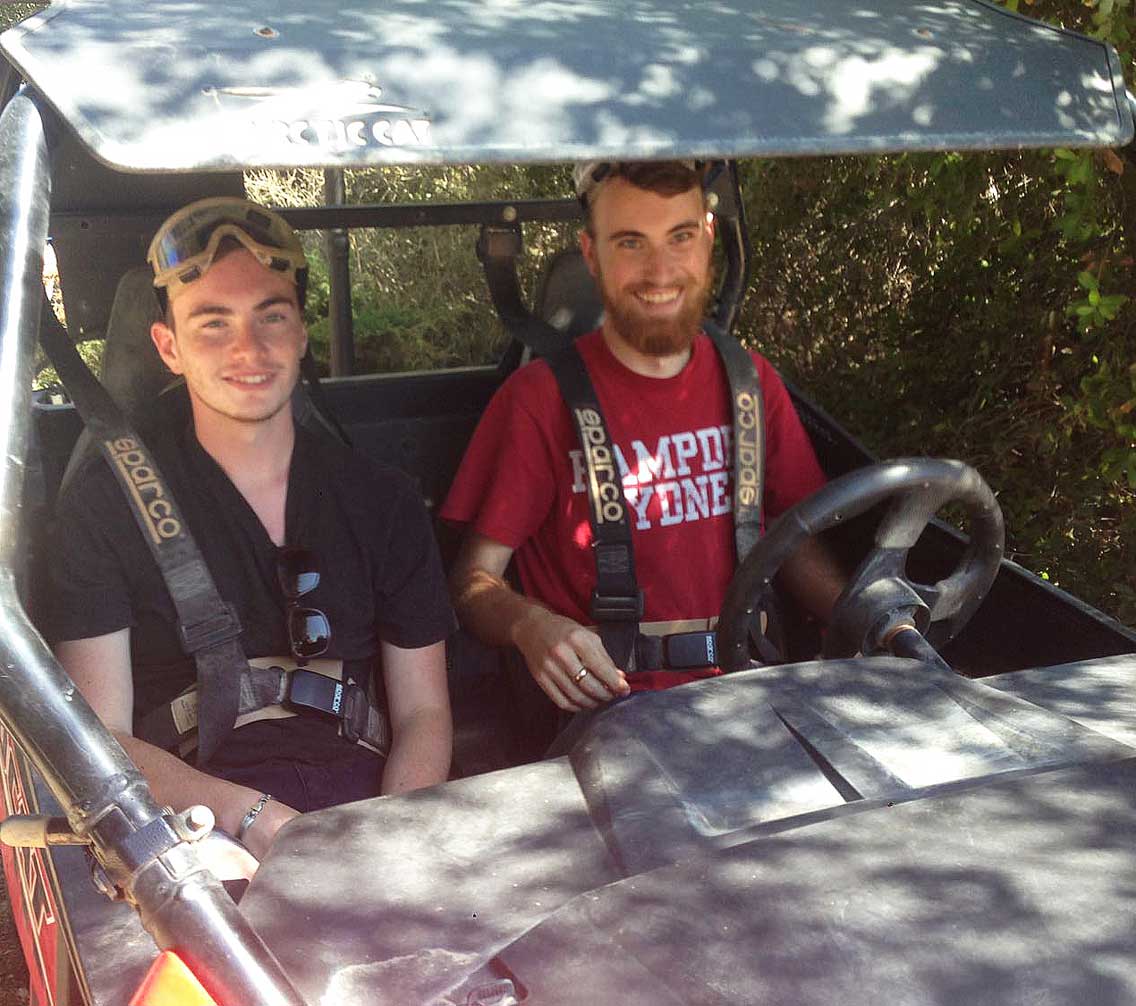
[[276, 546, 330, 666]]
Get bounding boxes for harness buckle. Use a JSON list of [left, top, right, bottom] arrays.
[[663, 631, 719, 669], [286, 668, 345, 720], [177, 603, 242, 654], [590, 589, 644, 623]]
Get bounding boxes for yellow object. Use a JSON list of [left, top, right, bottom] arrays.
[[129, 950, 218, 1006]]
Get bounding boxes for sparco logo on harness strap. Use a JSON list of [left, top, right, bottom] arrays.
[[735, 390, 762, 507], [107, 437, 183, 543], [575, 407, 625, 524]]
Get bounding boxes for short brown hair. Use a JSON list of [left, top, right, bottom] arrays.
[[582, 161, 707, 233]]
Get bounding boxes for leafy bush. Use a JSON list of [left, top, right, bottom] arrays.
[[245, 166, 577, 373]]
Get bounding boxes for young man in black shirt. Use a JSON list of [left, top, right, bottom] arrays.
[[45, 199, 455, 858]]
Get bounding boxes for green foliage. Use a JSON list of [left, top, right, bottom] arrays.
[[0, 4, 47, 32], [723, 0, 1136, 624], [245, 165, 576, 374], [1068, 270, 1127, 333]]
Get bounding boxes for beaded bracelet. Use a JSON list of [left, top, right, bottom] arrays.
[[237, 793, 274, 842]]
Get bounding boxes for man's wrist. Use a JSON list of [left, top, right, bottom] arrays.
[[509, 601, 553, 648], [237, 793, 274, 842]]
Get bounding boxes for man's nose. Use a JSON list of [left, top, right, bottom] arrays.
[[641, 244, 677, 282], [229, 318, 268, 356]]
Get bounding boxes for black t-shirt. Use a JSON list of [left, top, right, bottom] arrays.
[[43, 424, 456, 762]]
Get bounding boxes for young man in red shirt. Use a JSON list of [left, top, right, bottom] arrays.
[[442, 162, 843, 715]]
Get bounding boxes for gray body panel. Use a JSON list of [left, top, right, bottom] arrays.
[[2, 0, 1131, 172], [985, 654, 1136, 746], [484, 757, 1136, 1006], [239, 658, 1136, 1004]]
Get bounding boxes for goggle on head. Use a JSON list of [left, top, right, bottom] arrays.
[[147, 197, 308, 305]]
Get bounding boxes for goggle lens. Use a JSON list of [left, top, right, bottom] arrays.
[[148, 198, 306, 292]]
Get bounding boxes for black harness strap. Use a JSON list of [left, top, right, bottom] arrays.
[[703, 320, 764, 563], [546, 346, 643, 672], [477, 223, 568, 359], [138, 661, 391, 758], [299, 349, 352, 446], [548, 327, 765, 672], [38, 301, 243, 764]]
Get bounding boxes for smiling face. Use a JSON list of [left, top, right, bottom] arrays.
[[580, 175, 714, 359], [150, 247, 307, 431]]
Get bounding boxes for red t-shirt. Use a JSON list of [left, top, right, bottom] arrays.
[[441, 329, 826, 689]]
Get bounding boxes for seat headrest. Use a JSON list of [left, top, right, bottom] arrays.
[[534, 248, 604, 349], [100, 265, 173, 423]]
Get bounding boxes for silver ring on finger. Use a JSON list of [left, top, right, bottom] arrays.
[[572, 666, 589, 684]]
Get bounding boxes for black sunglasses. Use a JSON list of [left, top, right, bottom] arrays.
[[276, 547, 330, 666]]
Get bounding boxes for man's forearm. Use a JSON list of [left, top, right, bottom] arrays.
[[381, 706, 452, 795], [778, 534, 846, 623], [116, 732, 295, 855], [451, 566, 553, 649], [450, 561, 629, 710]]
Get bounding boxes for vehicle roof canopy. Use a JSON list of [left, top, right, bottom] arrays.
[[2, 0, 1132, 173]]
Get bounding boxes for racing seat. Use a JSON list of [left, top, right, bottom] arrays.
[[532, 248, 604, 351], [446, 249, 607, 773]]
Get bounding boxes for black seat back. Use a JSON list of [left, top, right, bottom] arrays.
[[533, 248, 603, 352]]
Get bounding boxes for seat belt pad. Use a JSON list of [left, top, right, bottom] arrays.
[[546, 345, 642, 672]]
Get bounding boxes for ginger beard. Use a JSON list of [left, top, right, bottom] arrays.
[[594, 255, 714, 358]]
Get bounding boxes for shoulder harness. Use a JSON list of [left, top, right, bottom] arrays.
[[546, 321, 772, 672], [38, 296, 388, 763]]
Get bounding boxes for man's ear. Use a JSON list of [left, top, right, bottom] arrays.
[[150, 321, 183, 375], [579, 228, 598, 278]]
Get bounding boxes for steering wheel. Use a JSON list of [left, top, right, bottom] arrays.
[[717, 458, 1004, 672]]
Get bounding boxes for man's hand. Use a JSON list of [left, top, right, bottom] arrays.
[[777, 534, 846, 624], [451, 533, 630, 712], [513, 607, 628, 711], [57, 630, 300, 862]]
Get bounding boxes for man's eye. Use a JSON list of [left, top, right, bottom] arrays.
[[617, 238, 642, 250], [673, 230, 695, 244]]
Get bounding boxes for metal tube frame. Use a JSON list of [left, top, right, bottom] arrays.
[[50, 196, 583, 236], [322, 168, 355, 377], [0, 88, 306, 1005]]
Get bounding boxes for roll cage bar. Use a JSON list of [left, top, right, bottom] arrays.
[[0, 87, 306, 1006]]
